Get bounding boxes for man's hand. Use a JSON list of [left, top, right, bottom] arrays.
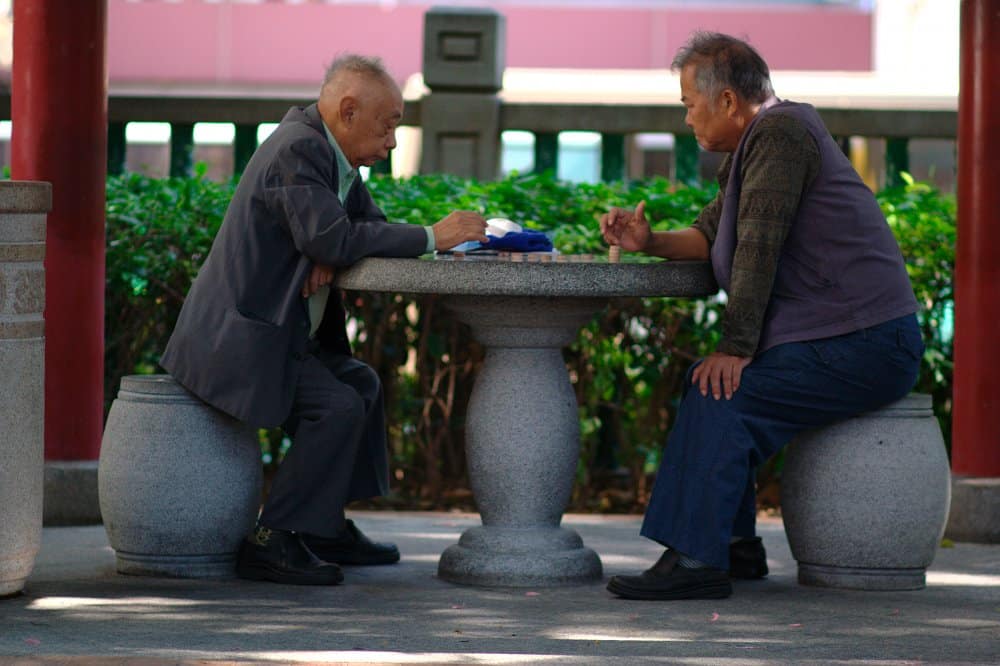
[[600, 201, 652, 253], [691, 351, 752, 400], [432, 210, 488, 251], [302, 264, 335, 298]]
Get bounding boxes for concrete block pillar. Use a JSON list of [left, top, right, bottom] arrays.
[[420, 7, 505, 180]]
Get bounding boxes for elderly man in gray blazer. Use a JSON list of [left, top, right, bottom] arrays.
[[161, 54, 487, 585]]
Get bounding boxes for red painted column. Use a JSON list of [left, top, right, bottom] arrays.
[[953, 0, 1000, 477], [11, 1, 107, 461]]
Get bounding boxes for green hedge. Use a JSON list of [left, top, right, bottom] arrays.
[[105, 169, 954, 511]]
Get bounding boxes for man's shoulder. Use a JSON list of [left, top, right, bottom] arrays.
[[253, 105, 334, 179], [745, 106, 820, 162], [270, 105, 325, 147], [753, 106, 813, 140]]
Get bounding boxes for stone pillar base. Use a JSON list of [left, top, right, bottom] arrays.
[[945, 476, 1000, 543], [44, 461, 101, 526], [438, 526, 602, 587]]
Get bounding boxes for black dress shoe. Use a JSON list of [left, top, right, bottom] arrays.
[[301, 519, 400, 566], [607, 550, 732, 600], [236, 526, 344, 585], [729, 536, 768, 579]]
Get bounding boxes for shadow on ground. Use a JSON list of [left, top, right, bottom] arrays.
[[2, 512, 999, 664]]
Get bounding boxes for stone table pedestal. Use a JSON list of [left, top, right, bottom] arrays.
[[438, 296, 604, 585], [338, 255, 716, 587]]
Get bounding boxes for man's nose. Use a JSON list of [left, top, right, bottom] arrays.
[[386, 130, 397, 151]]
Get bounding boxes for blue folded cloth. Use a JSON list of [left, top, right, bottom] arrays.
[[484, 230, 553, 253]]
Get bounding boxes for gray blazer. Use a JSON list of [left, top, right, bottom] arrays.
[[160, 104, 427, 427]]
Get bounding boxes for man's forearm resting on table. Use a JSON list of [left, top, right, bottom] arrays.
[[645, 227, 710, 260]]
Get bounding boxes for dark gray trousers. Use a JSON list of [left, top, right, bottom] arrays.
[[258, 348, 387, 538]]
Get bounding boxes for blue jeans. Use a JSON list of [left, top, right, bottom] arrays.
[[640, 314, 924, 570]]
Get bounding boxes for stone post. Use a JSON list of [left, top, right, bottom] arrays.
[[0, 181, 50, 597], [419, 7, 504, 180]]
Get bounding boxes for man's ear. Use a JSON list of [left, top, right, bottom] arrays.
[[720, 89, 738, 117], [339, 96, 358, 126]]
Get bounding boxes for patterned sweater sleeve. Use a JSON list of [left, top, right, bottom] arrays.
[[717, 112, 820, 357]]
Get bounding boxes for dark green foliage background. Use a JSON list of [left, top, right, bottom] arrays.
[[105, 170, 954, 512]]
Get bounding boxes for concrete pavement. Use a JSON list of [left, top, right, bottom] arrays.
[[2, 511, 999, 664]]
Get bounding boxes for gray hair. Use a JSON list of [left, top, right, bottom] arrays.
[[671, 31, 774, 104], [322, 54, 392, 89]]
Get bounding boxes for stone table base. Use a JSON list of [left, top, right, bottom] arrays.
[[437, 296, 605, 587]]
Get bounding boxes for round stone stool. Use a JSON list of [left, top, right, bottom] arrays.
[[782, 393, 950, 590], [99, 375, 262, 578]]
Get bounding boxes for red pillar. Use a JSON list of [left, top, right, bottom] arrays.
[[953, 0, 1000, 477], [11, 1, 107, 461]]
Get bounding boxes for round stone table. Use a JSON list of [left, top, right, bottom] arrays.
[[337, 255, 716, 586]]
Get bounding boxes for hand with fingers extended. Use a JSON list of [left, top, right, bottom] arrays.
[[301, 264, 335, 298], [691, 351, 753, 401], [600, 201, 652, 253], [432, 210, 489, 251]]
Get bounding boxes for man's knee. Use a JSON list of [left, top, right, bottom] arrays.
[[330, 383, 367, 426]]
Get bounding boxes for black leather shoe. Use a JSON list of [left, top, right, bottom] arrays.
[[301, 519, 400, 566], [729, 537, 768, 579], [607, 550, 732, 600], [236, 526, 344, 585]]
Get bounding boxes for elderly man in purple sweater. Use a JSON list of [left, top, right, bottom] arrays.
[[601, 32, 922, 600]]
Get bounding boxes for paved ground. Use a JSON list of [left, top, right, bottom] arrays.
[[2, 511, 998, 665]]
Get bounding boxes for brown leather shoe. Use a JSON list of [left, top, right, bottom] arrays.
[[607, 550, 732, 600], [236, 526, 344, 585], [301, 519, 400, 566]]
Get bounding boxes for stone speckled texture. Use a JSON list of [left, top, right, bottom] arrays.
[[99, 375, 262, 578], [0, 339, 44, 597], [337, 257, 715, 587], [438, 298, 604, 586], [782, 393, 951, 590], [43, 462, 101, 526], [946, 476, 1000, 543], [0, 181, 52, 213], [0, 182, 47, 597], [337, 256, 718, 298]]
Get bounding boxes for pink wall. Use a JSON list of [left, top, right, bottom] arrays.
[[108, 0, 872, 87]]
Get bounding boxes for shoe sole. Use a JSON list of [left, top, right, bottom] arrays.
[[236, 562, 344, 586], [606, 576, 732, 600]]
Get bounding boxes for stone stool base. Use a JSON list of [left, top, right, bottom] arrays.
[[100, 375, 262, 579], [797, 563, 927, 591], [114, 551, 238, 579], [438, 526, 602, 587], [782, 393, 950, 591]]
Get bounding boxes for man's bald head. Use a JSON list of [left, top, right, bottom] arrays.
[[317, 54, 403, 168], [320, 54, 396, 100]]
